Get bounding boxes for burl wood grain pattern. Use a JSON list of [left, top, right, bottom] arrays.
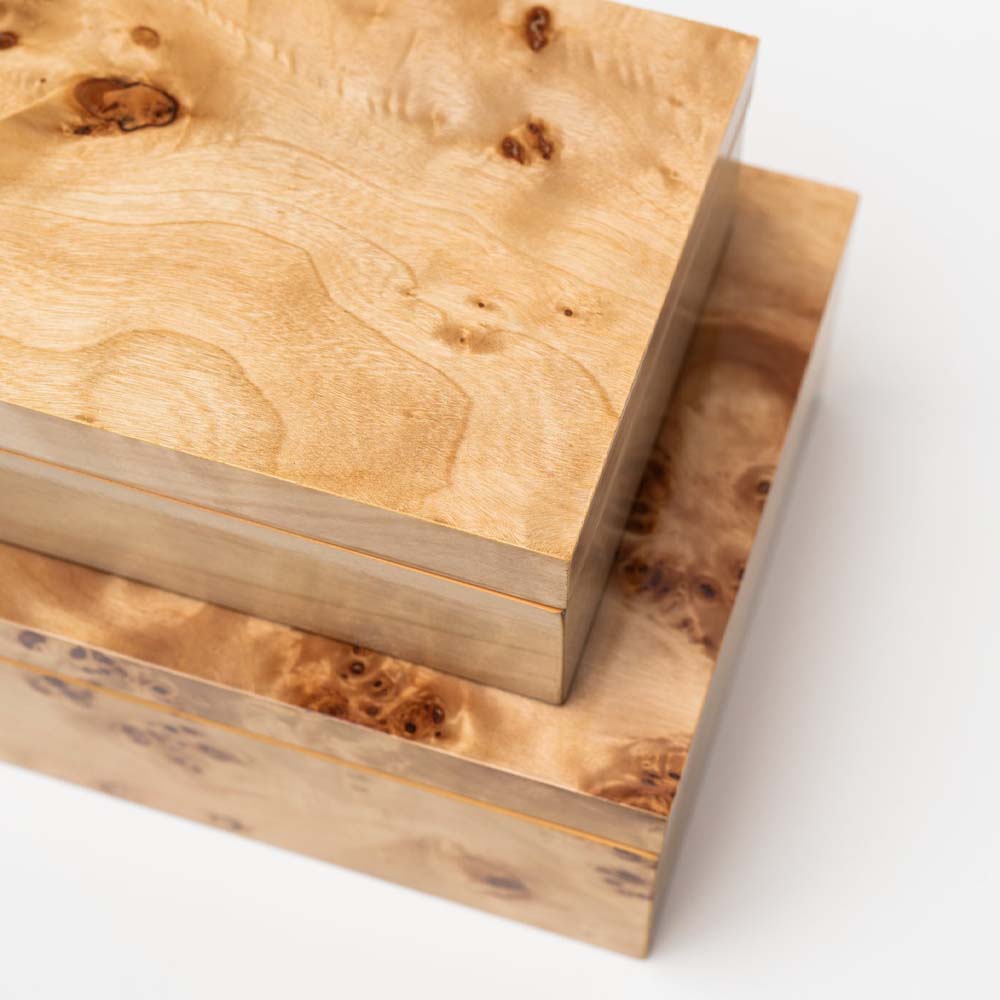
[[0, 656, 656, 955], [0, 168, 857, 954], [0, 0, 756, 612]]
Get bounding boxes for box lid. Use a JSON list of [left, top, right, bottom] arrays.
[[0, 0, 756, 607]]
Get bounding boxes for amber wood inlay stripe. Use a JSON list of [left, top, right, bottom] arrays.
[[0, 652, 657, 860], [0, 446, 564, 614]]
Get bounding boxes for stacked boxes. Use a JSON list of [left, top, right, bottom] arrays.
[[0, 0, 856, 955]]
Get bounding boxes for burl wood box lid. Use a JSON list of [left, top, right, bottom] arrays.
[[0, 0, 757, 701], [0, 168, 858, 955]]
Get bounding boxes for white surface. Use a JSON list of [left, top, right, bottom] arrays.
[[2, 1, 998, 996]]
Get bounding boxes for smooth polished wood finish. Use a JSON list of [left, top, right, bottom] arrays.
[[0, 0, 756, 698], [0, 168, 857, 954], [0, 656, 656, 955], [0, 449, 569, 701]]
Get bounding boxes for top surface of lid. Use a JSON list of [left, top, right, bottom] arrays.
[[0, 0, 756, 582]]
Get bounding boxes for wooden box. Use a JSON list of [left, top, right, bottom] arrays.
[[0, 0, 757, 702], [0, 168, 856, 955]]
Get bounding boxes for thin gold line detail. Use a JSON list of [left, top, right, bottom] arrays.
[[0, 445, 564, 615], [0, 653, 660, 861]]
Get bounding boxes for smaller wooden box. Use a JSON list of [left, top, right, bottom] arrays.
[[0, 168, 857, 955], [0, 0, 757, 702]]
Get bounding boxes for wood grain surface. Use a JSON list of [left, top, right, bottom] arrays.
[[0, 0, 756, 611], [0, 655, 657, 955], [0, 167, 857, 953], [0, 447, 571, 701]]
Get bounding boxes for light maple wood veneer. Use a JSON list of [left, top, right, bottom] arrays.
[[0, 168, 857, 954], [0, 0, 756, 699]]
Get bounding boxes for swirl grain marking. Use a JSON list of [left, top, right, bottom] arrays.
[[583, 738, 688, 816], [0, 329, 287, 470], [229, 134, 652, 311], [27, 674, 94, 707], [270, 639, 460, 745], [524, 6, 551, 51], [130, 26, 161, 49], [118, 719, 245, 774], [74, 78, 178, 133]]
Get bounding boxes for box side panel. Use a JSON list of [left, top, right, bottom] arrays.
[[648, 257, 851, 940], [560, 65, 754, 699], [0, 654, 656, 956], [0, 611, 666, 854], [0, 404, 569, 607], [0, 450, 565, 702]]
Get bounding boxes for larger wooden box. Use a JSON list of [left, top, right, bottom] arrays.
[[0, 0, 757, 702], [0, 168, 857, 955]]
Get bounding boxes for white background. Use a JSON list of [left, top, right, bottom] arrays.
[[2, 1, 998, 996]]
